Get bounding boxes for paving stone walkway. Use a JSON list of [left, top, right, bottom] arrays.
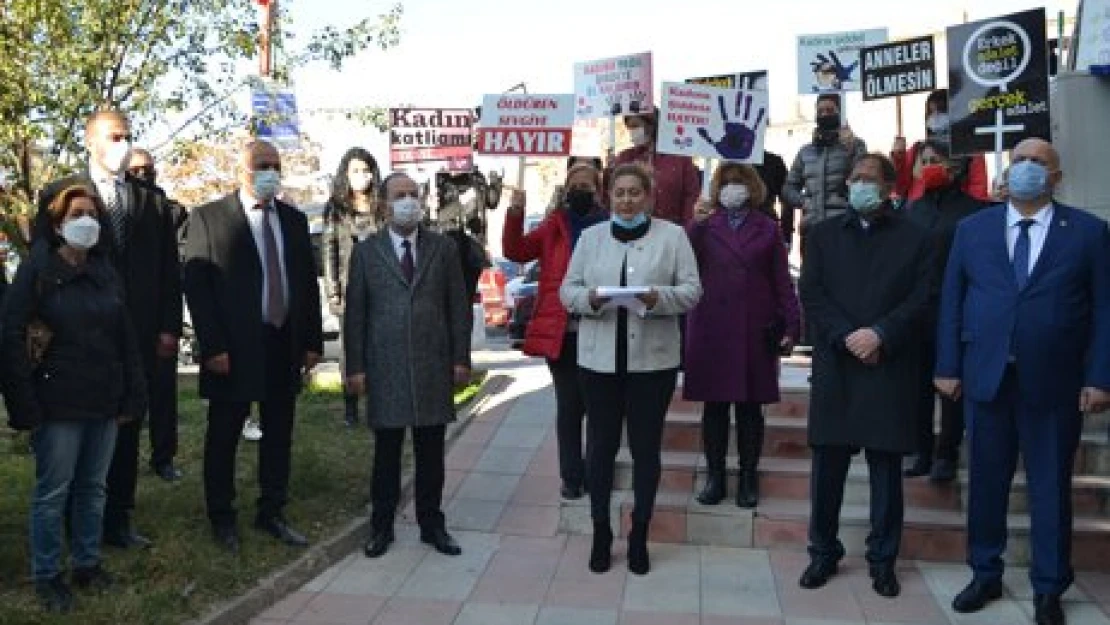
[[252, 350, 1110, 625]]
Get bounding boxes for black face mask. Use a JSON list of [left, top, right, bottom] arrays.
[[815, 114, 841, 131], [565, 189, 595, 215]]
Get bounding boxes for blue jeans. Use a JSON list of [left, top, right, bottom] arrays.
[[30, 419, 118, 581]]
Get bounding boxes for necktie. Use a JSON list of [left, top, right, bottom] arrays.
[[103, 180, 127, 249], [1013, 218, 1035, 289], [259, 204, 287, 326], [401, 239, 414, 283]]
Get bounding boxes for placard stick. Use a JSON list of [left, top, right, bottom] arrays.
[[609, 112, 618, 161], [895, 96, 904, 137], [516, 156, 526, 190], [702, 158, 716, 199]]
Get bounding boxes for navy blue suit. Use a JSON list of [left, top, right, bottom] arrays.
[[936, 203, 1110, 595]]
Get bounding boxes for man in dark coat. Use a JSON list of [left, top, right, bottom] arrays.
[[797, 153, 934, 598], [183, 140, 323, 553], [127, 147, 187, 483], [345, 172, 471, 560], [36, 110, 182, 549]]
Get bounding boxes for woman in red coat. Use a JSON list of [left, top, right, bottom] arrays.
[[684, 163, 801, 508], [503, 163, 607, 499], [891, 89, 990, 203], [610, 108, 701, 225]]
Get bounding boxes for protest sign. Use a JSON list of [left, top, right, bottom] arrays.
[[947, 8, 1050, 156], [656, 81, 767, 164], [687, 70, 768, 91], [861, 36, 937, 100], [476, 94, 574, 156], [797, 28, 889, 93], [573, 52, 653, 119], [389, 108, 474, 172], [251, 79, 300, 149], [1074, 0, 1110, 69]]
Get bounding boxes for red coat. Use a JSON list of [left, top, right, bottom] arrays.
[[892, 142, 990, 202], [502, 209, 575, 360], [683, 210, 801, 404], [611, 145, 700, 225]]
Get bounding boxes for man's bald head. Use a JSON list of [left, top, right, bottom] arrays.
[[1008, 137, 1063, 207], [1012, 138, 1060, 172]]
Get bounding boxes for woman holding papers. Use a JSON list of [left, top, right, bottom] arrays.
[[684, 163, 801, 509], [560, 163, 702, 576], [503, 162, 608, 500]]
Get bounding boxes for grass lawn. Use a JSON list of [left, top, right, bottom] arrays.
[[0, 383, 383, 625]]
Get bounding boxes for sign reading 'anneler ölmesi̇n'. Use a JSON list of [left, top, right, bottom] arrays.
[[476, 94, 574, 156]]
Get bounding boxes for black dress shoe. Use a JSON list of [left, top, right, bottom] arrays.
[[72, 565, 115, 592], [35, 574, 74, 613], [103, 524, 152, 549], [420, 528, 462, 556], [212, 525, 241, 554], [1034, 593, 1065, 625], [952, 579, 1003, 613], [363, 530, 395, 558], [560, 482, 585, 500], [152, 462, 183, 482], [903, 454, 932, 477], [254, 517, 309, 547], [929, 458, 958, 483], [799, 559, 838, 589], [870, 567, 900, 598]]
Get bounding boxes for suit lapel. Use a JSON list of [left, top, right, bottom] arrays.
[[228, 193, 263, 277], [1024, 206, 1067, 291], [412, 227, 438, 289], [374, 229, 408, 285], [274, 201, 300, 304], [987, 208, 1019, 291]]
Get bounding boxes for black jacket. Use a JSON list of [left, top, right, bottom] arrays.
[[36, 172, 182, 373], [1, 242, 147, 430], [183, 192, 323, 401], [799, 209, 935, 453], [322, 199, 380, 306], [755, 151, 789, 235]]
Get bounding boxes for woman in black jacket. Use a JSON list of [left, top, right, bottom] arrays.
[[323, 148, 382, 426], [1, 184, 146, 613], [903, 140, 989, 482]]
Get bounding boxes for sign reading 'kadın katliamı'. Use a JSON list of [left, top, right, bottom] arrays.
[[389, 108, 474, 172], [476, 94, 574, 156], [947, 7, 1050, 155], [860, 36, 937, 100]]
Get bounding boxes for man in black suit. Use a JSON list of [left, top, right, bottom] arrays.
[[36, 110, 182, 549], [128, 148, 187, 483], [183, 140, 322, 553]]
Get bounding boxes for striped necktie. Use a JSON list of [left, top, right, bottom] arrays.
[[102, 179, 128, 250]]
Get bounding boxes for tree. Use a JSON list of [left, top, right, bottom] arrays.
[[0, 0, 402, 250]]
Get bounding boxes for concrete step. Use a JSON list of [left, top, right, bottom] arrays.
[[556, 490, 1110, 570], [611, 452, 1110, 516]]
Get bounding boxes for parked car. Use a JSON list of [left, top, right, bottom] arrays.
[[507, 261, 540, 349]]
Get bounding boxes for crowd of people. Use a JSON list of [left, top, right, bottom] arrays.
[[0, 89, 1107, 625]]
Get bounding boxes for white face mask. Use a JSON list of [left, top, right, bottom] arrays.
[[348, 174, 373, 193], [629, 127, 650, 147], [719, 184, 750, 210], [60, 215, 101, 250], [252, 170, 281, 201], [390, 197, 423, 229], [103, 140, 132, 175]]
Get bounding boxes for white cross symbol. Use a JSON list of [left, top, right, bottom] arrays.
[[974, 108, 1025, 156]]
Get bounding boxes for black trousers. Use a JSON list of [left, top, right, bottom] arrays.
[[103, 419, 142, 528], [808, 445, 903, 569], [148, 354, 179, 468], [702, 402, 762, 471], [370, 425, 446, 534], [546, 333, 587, 488], [580, 367, 677, 523], [914, 343, 965, 461], [203, 324, 297, 527]]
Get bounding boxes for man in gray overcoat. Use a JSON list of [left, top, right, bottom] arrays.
[[344, 172, 472, 559], [797, 154, 935, 598]]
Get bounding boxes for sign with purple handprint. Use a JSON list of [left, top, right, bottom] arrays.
[[656, 82, 768, 164], [797, 28, 888, 94], [573, 52, 654, 120]]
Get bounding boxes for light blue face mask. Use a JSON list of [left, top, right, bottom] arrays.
[[612, 212, 648, 230], [849, 181, 884, 213], [1007, 160, 1050, 201], [252, 169, 281, 201]]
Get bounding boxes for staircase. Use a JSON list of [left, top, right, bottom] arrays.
[[558, 362, 1110, 569]]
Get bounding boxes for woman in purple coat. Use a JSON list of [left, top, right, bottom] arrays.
[[685, 163, 801, 508]]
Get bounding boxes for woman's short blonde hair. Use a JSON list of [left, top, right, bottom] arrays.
[[709, 163, 766, 208]]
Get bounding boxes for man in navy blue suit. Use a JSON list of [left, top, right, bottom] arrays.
[[935, 138, 1110, 625]]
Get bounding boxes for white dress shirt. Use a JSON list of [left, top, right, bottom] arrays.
[[388, 227, 418, 265], [240, 189, 289, 319], [90, 166, 125, 208], [1006, 202, 1053, 270]]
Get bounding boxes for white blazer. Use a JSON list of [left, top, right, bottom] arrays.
[[559, 218, 702, 374]]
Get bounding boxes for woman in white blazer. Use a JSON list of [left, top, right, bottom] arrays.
[[560, 163, 702, 576]]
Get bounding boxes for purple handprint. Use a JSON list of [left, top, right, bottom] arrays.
[[697, 93, 765, 160]]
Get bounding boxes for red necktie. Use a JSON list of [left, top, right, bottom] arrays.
[[259, 204, 287, 326], [401, 239, 414, 283]]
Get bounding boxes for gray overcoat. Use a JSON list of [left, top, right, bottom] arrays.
[[343, 227, 472, 429]]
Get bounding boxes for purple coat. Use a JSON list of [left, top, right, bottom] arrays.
[[683, 210, 801, 404]]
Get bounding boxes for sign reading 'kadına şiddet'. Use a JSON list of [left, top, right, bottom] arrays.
[[389, 108, 474, 172]]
